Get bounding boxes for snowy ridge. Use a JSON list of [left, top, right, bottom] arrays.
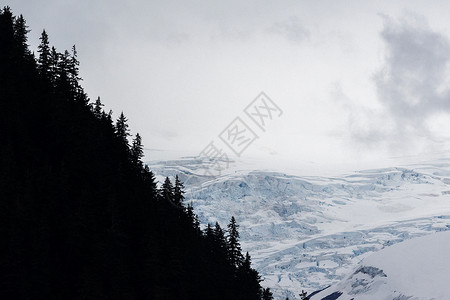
[[148, 158, 450, 299], [310, 231, 450, 300]]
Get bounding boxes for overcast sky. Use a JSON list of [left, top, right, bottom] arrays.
[[9, 0, 450, 170]]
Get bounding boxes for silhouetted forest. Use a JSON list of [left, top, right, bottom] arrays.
[[0, 7, 273, 299]]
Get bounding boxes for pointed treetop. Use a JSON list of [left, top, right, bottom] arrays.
[[173, 175, 185, 206], [227, 216, 243, 267], [115, 112, 130, 145], [13, 14, 30, 54], [131, 133, 144, 167], [93, 96, 104, 118], [37, 29, 51, 76]]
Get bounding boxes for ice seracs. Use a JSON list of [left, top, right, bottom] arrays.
[[148, 157, 450, 299]]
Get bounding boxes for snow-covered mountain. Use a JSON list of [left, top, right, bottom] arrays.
[[148, 157, 450, 299], [310, 231, 450, 300]]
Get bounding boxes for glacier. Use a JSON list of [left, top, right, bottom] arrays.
[[310, 231, 450, 299], [148, 157, 450, 299]]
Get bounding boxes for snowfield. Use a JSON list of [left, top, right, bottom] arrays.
[[148, 157, 450, 299], [310, 231, 450, 300]]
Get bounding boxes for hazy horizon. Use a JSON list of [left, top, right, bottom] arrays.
[[10, 0, 450, 170]]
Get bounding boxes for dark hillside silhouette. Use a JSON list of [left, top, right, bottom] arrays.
[[0, 7, 272, 300]]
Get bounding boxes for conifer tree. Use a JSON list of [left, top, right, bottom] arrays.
[[0, 6, 13, 45], [161, 176, 174, 204], [299, 290, 309, 300], [70, 46, 80, 78], [57, 49, 70, 80], [214, 222, 227, 254], [93, 96, 104, 118], [186, 203, 200, 231], [242, 251, 252, 271], [49, 46, 59, 84], [227, 216, 243, 267], [1, 6, 12, 21], [106, 109, 113, 123], [173, 175, 185, 206], [37, 30, 50, 77], [13, 14, 29, 56], [262, 288, 274, 300], [115, 112, 130, 146], [238, 252, 263, 299], [131, 133, 144, 168], [68, 45, 81, 93], [205, 223, 214, 240], [59, 49, 70, 72], [53, 49, 73, 99], [143, 165, 156, 185], [204, 223, 219, 257]]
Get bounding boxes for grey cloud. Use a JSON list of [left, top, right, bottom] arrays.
[[209, 25, 254, 42], [165, 32, 190, 46], [332, 82, 392, 146], [344, 14, 450, 150], [374, 14, 450, 130], [268, 16, 310, 44]]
